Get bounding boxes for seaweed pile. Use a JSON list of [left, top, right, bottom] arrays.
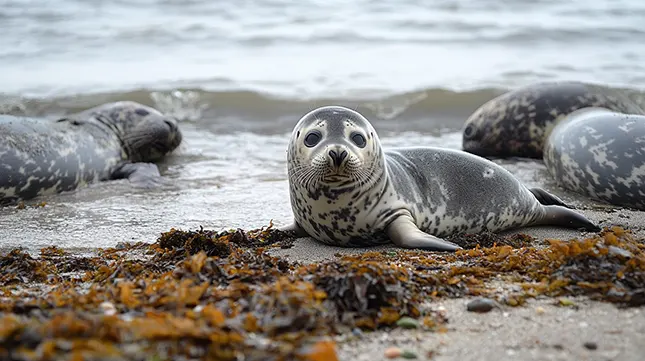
[[0, 224, 643, 361]]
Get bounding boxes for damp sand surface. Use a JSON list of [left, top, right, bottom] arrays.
[[336, 297, 645, 361]]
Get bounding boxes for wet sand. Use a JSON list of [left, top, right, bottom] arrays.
[[336, 297, 645, 361]]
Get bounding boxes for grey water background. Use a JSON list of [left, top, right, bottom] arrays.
[[1, 0, 645, 250]]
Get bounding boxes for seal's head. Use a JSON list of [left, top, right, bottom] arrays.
[[82, 101, 183, 162], [460, 96, 518, 158], [287, 105, 383, 190]]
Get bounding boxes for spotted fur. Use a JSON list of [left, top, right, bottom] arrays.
[[0, 101, 182, 205], [544, 107, 645, 210], [284, 105, 600, 249], [462, 81, 644, 159]]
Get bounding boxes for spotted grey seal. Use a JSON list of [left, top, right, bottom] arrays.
[[0, 101, 182, 205], [281, 105, 600, 252], [461, 81, 644, 159], [544, 107, 645, 210]]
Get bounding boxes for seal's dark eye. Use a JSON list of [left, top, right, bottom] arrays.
[[463, 125, 476, 139], [304, 131, 321, 147], [135, 108, 150, 116], [351, 133, 366, 148]]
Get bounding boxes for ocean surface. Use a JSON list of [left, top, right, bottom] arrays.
[[1, 0, 644, 250]]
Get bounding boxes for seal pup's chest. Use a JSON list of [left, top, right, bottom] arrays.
[[289, 182, 402, 247]]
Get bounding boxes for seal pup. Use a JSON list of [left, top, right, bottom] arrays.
[[544, 107, 645, 210], [0, 101, 182, 205], [281, 105, 600, 252], [461, 81, 644, 159]]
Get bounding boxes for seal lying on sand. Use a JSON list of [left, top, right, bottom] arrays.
[[461, 81, 644, 159], [281, 105, 600, 252], [544, 107, 645, 211], [0, 101, 182, 205]]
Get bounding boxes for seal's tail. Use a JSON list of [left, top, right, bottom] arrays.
[[537, 205, 601, 232]]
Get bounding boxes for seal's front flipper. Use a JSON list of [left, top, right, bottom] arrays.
[[386, 216, 462, 252], [279, 222, 309, 238], [111, 162, 167, 188], [529, 187, 573, 208], [539, 205, 601, 232]]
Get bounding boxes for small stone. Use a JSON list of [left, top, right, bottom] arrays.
[[466, 298, 498, 313], [401, 350, 418, 359], [384, 347, 402, 358], [583, 341, 598, 350], [396, 317, 419, 329], [535, 306, 545, 315]]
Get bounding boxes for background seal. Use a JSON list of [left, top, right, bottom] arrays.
[[461, 81, 644, 159], [544, 107, 645, 210], [0, 101, 182, 205]]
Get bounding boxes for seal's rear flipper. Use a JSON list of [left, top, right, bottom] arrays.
[[539, 205, 601, 232], [386, 216, 462, 252], [110, 162, 167, 189], [529, 187, 573, 209]]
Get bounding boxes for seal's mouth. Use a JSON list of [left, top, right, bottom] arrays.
[[164, 118, 183, 150], [323, 174, 349, 182], [462, 140, 494, 157]]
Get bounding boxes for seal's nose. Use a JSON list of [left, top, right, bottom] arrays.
[[164, 118, 179, 132], [328, 149, 348, 167]]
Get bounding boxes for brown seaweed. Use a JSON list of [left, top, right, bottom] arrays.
[[0, 224, 643, 361]]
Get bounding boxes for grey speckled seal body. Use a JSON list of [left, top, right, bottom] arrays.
[[281, 105, 600, 252], [544, 107, 645, 210], [461, 81, 644, 159], [0, 101, 182, 205]]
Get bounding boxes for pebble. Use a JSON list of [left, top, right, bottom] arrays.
[[535, 306, 545, 314], [583, 341, 598, 350], [466, 298, 498, 313], [401, 350, 418, 359], [384, 347, 402, 358], [396, 317, 419, 329]]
